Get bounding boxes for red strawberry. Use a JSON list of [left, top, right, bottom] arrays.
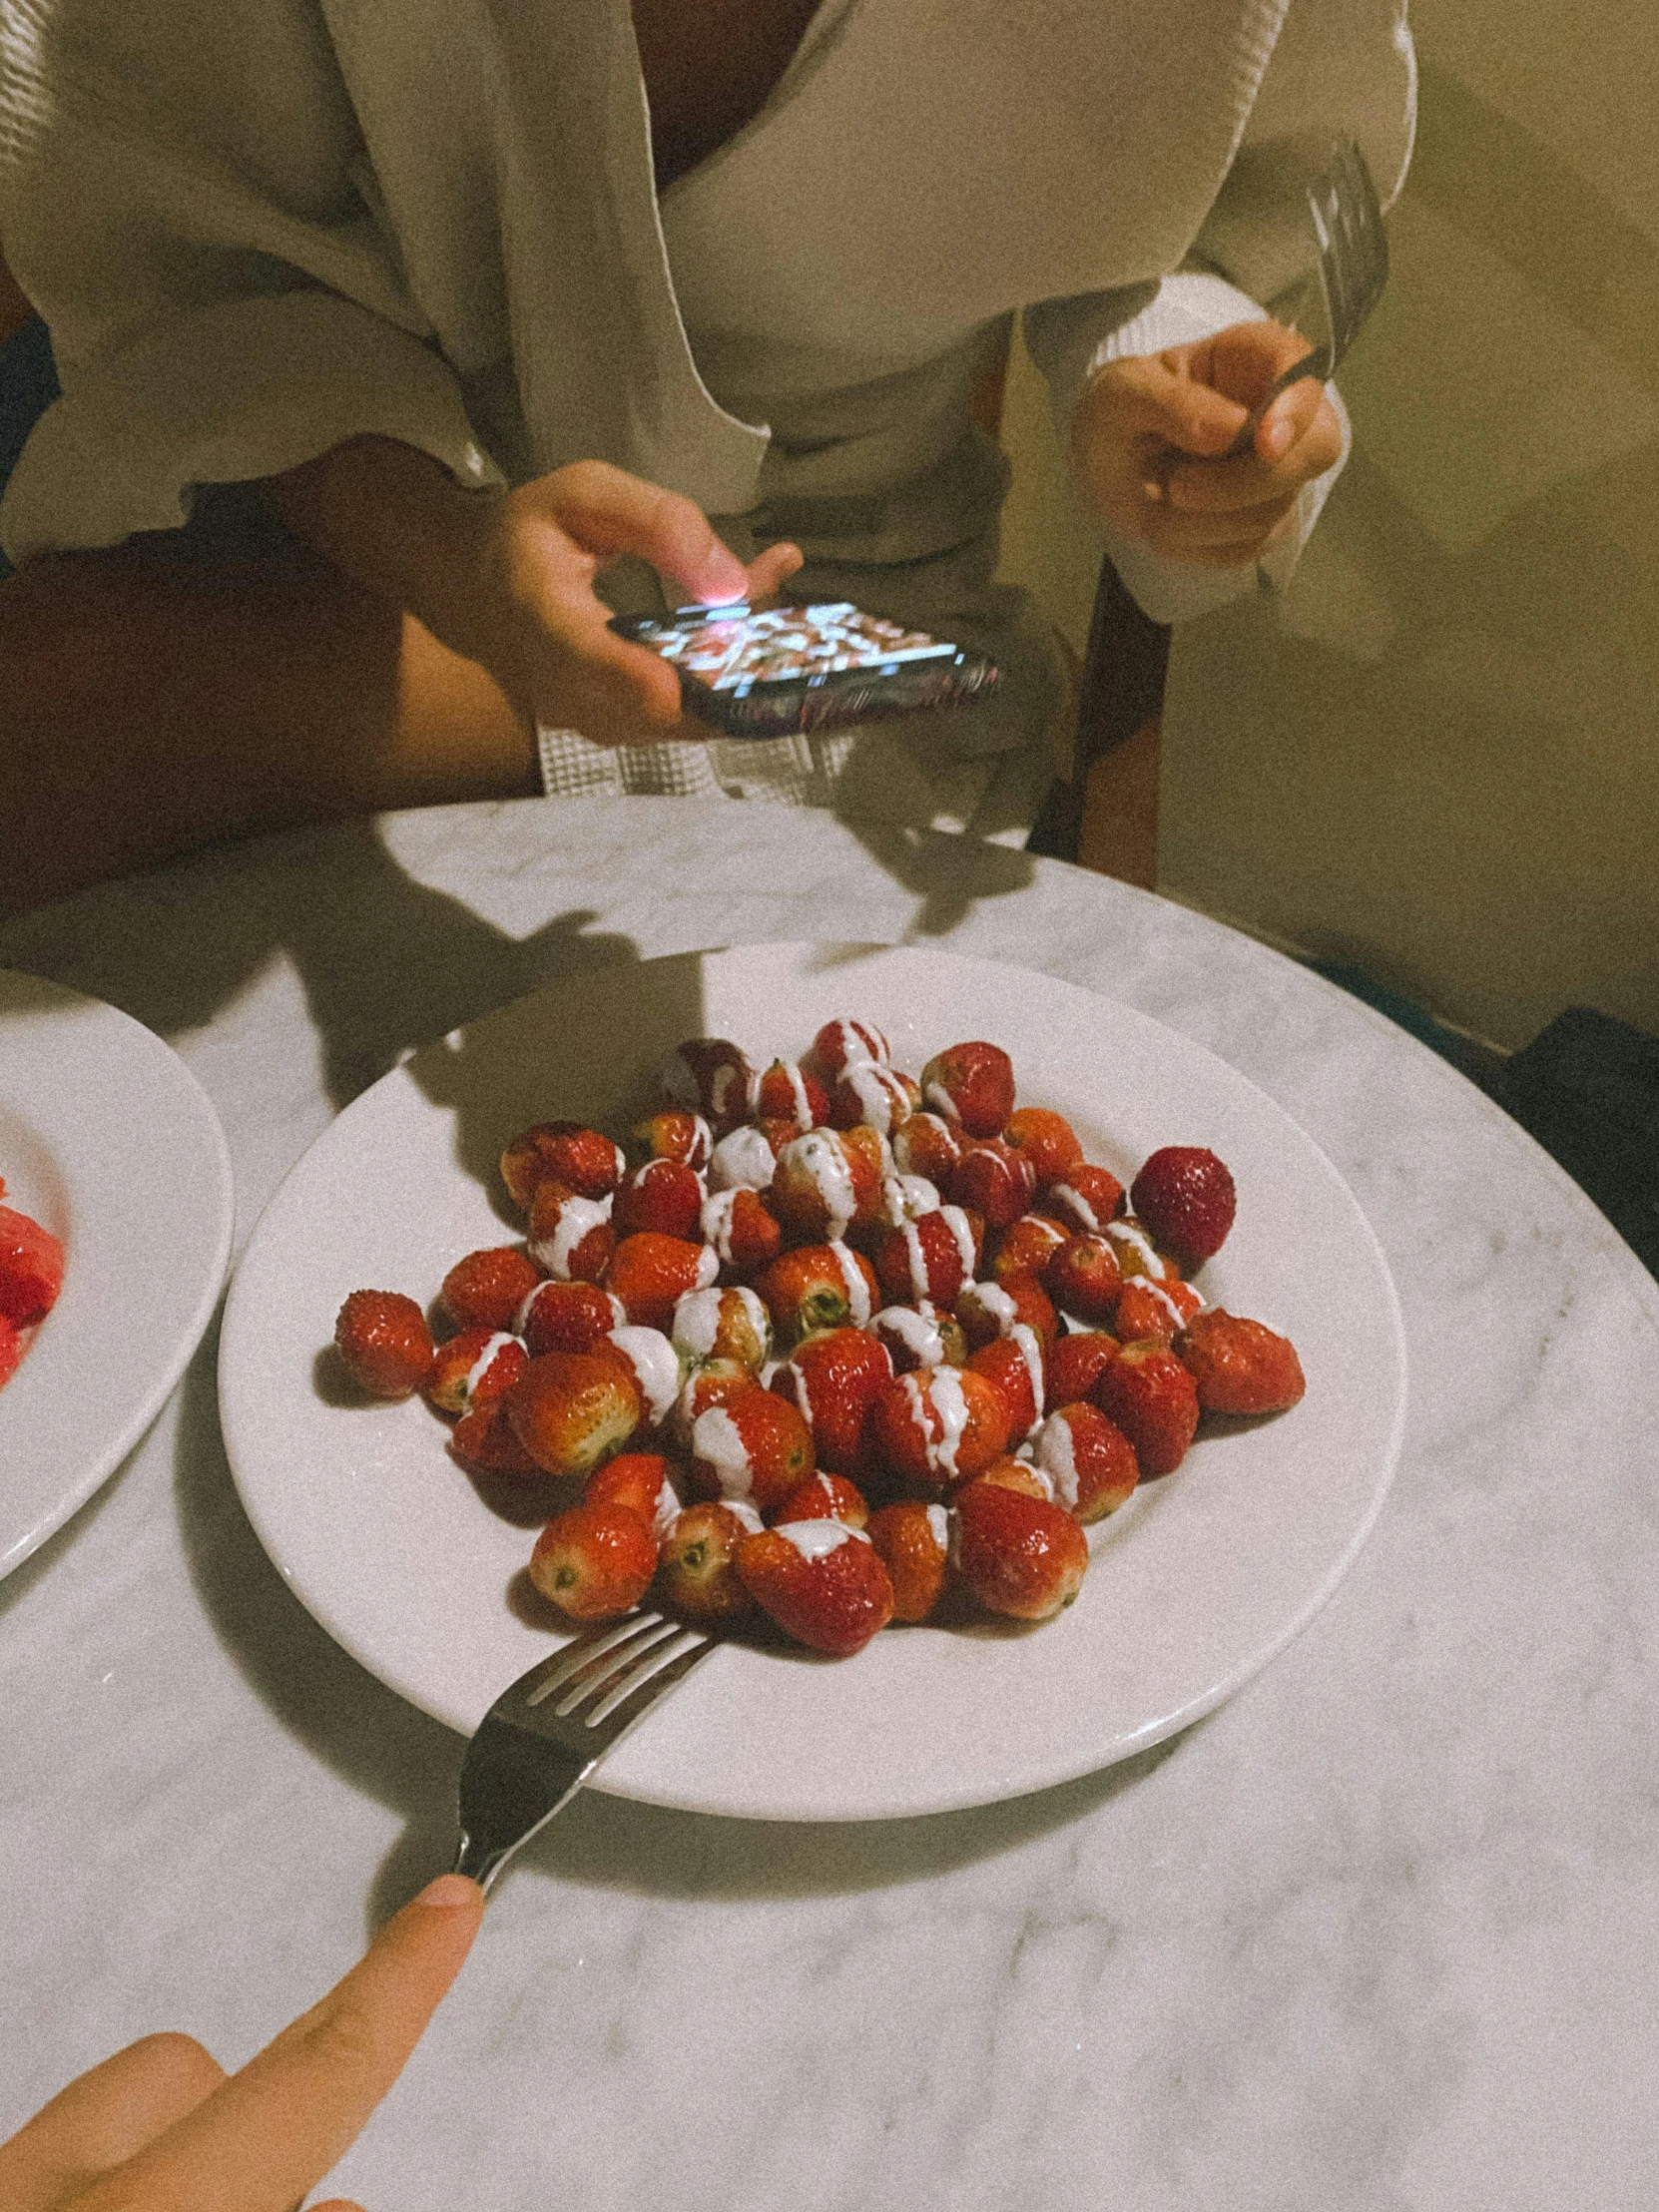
[[955, 1273, 1057, 1353], [525, 1180, 616, 1284], [516, 1279, 627, 1358], [1029, 1401, 1139, 1521], [772, 1326, 892, 1477], [1176, 1310, 1306, 1414], [1037, 1163, 1126, 1236], [1091, 1341, 1200, 1476], [811, 1017, 890, 1075], [828, 1062, 919, 1137], [890, 1111, 962, 1184], [333, 1290, 435, 1400], [870, 1300, 968, 1375], [426, 1326, 527, 1415], [1001, 1107, 1084, 1190], [951, 1479, 1088, 1620], [449, 1397, 543, 1476], [500, 1122, 626, 1209], [736, 1523, 895, 1656], [689, 1385, 816, 1515], [662, 1037, 759, 1129], [604, 1231, 719, 1332], [670, 1356, 758, 1444], [1104, 1217, 1180, 1285], [1130, 1146, 1237, 1265], [528, 1501, 658, 1622], [700, 1186, 784, 1280], [1044, 1329, 1120, 1412], [585, 1450, 684, 1538], [870, 1206, 980, 1309], [769, 1128, 883, 1244], [612, 1157, 705, 1241], [974, 1453, 1058, 1502], [988, 1212, 1068, 1283], [755, 1058, 830, 1132], [755, 1242, 879, 1346], [870, 1365, 1010, 1493], [438, 1246, 542, 1334], [657, 1500, 764, 1623], [1111, 1276, 1204, 1345], [965, 1330, 1046, 1444], [1041, 1235, 1124, 1324], [0, 1206, 65, 1327], [866, 1499, 951, 1622], [774, 1469, 870, 1530], [631, 1107, 713, 1171], [948, 1138, 1036, 1229], [669, 1284, 772, 1373], [918, 1041, 1014, 1139], [506, 1351, 644, 1479]]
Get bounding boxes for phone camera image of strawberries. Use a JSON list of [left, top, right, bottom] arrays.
[[951, 1479, 1088, 1621], [1044, 1330, 1120, 1413], [871, 1365, 1010, 1493], [956, 1272, 1056, 1353], [890, 1110, 962, 1184], [1130, 1146, 1237, 1265], [755, 1242, 878, 1346], [701, 1185, 784, 1280], [604, 1230, 719, 1332], [829, 1061, 919, 1136], [631, 1107, 713, 1170], [438, 1245, 542, 1334], [866, 1499, 951, 1622], [948, 1138, 1036, 1229], [0, 1204, 65, 1328], [871, 1205, 979, 1309], [690, 1385, 816, 1515], [1091, 1341, 1200, 1476], [772, 1325, 893, 1476], [919, 1040, 1015, 1139], [516, 1279, 626, 1358], [500, 1121, 627, 1209], [1176, 1309, 1306, 1415], [775, 1469, 870, 1530], [332, 1289, 435, 1400], [1030, 1402, 1139, 1521], [672, 1284, 772, 1374], [965, 1330, 1046, 1444], [988, 1212, 1068, 1283], [1112, 1276, 1204, 1346], [505, 1350, 645, 1480], [755, 1058, 830, 1132], [1037, 1163, 1126, 1236], [585, 1450, 684, 1538], [526, 1180, 616, 1284], [810, 1017, 890, 1075], [662, 1037, 759, 1129], [1041, 1235, 1123, 1324], [736, 1522, 895, 1656], [870, 1301, 967, 1375], [657, 1500, 763, 1624], [528, 1500, 659, 1622], [426, 1326, 527, 1415], [612, 1157, 705, 1242], [1000, 1106, 1084, 1189]]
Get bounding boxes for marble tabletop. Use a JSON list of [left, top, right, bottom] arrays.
[[2, 797, 1656, 2211]]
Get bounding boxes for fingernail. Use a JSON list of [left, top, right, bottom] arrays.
[[1264, 415, 1294, 458], [697, 549, 751, 601], [410, 1875, 483, 1911]]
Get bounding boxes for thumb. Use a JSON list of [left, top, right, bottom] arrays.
[[1115, 353, 1249, 461]]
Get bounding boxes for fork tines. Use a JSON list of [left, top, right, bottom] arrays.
[[524, 1611, 710, 1727]]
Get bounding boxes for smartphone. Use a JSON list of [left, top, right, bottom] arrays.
[[608, 600, 1000, 739]]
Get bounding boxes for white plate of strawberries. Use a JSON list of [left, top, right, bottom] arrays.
[[220, 943, 1406, 1823]]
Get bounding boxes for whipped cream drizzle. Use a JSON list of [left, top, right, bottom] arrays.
[[605, 1325, 682, 1426], [464, 1332, 519, 1402], [1032, 1412, 1079, 1510], [783, 1129, 857, 1241], [773, 1519, 868, 1561], [528, 1190, 613, 1279], [709, 1124, 778, 1192], [826, 1239, 873, 1327]]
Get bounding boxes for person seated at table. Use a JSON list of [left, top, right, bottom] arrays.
[[0, 0, 1414, 913]]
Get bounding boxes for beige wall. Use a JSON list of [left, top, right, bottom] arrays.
[[998, 3, 1659, 1051]]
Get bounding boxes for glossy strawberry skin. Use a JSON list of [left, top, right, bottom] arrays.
[[426, 1326, 526, 1415], [525, 1180, 616, 1285], [612, 1158, 705, 1242], [755, 1244, 878, 1346], [585, 1450, 683, 1536], [919, 1041, 1015, 1139], [528, 1502, 658, 1622], [948, 1138, 1036, 1229], [866, 1500, 951, 1622], [736, 1525, 895, 1656], [965, 1332, 1045, 1444], [0, 1205, 65, 1327], [951, 1479, 1089, 1620], [811, 1017, 889, 1075], [657, 1501, 762, 1623], [604, 1232, 718, 1332], [1037, 1164, 1127, 1236], [774, 1469, 870, 1531], [333, 1290, 435, 1400], [500, 1122, 626, 1208], [1129, 1147, 1237, 1265], [506, 1351, 645, 1480], [439, 1246, 542, 1334], [1091, 1341, 1200, 1476], [1176, 1310, 1306, 1414], [1000, 1107, 1084, 1189], [988, 1213, 1068, 1284], [450, 1398, 543, 1477], [689, 1385, 816, 1515], [517, 1280, 626, 1358], [700, 1185, 784, 1280], [1041, 1235, 1124, 1325], [870, 1365, 1010, 1492], [1029, 1401, 1139, 1522], [890, 1111, 962, 1184], [1044, 1330, 1120, 1413], [828, 1063, 919, 1137], [1112, 1276, 1205, 1346], [955, 1273, 1057, 1353], [870, 1207, 980, 1309], [631, 1108, 713, 1170], [755, 1059, 830, 1131], [772, 1325, 892, 1476]]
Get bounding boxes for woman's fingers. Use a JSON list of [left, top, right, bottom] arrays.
[[744, 541, 806, 605], [67, 1875, 483, 2212], [0, 2035, 227, 2209], [539, 461, 753, 604]]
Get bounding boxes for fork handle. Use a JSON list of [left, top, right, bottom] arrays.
[[1223, 345, 1332, 461]]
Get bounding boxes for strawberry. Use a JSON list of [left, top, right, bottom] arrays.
[[810, 1017, 889, 1074], [890, 1111, 962, 1184], [631, 1107, 713, 1171], [918, 1041, 1014, 1139], [870, 1206, 980, 1309], [1030, 1401, 1139, 1521], [828, 1062, 919, 1137], [965, 1329, 1046, 1444], [947, 1138, 1036, 1229], [657, 1500, 764, 1623], [956, 1273, 1056, 1353], [1130, 1146, 1237, 1266], [987, 1212, 1068, 1283], [1001, 1107, 1084, 1189], [974, 1453, 1059, 1503], [0, 1314, 24, 1390], [769, 1127, 882, 1244], [662, 1037, 759, 1130], [585, 1450, 684, 1538], [707, 1123, 783, 1193], [859, 1170, 943, 1242], [700, 1186, 784, 1280], [772, 1326, 892, 1477], [755, 1242, 879, 1346], [670, 1284, 772, 1374], [449, 1397, 543, 1477], [604, 1231, 719, 1332], [870, 1301, 967, 1375], [0, 1205, 65, 1327], [755, 1058, 830, 1132], [1041, 1235, 1123, 1325], [774, 1469, 870, 1530], [1176, 1309, 1306, 1414], [866, 1499, 951, 1622], [333, 1289, 435, 1400], [870, 1365, 1010, 1492], [951, 1479, 1088, 1620], [601, 1324, 684, 1428], [670, 1356, 759, 1444], [612, 1157, 705, 1241], [690, 1385, 816, 1514], [1103, 1218, 1179, 1284], [426, 1326, 527, 1415], [516, 1279, 626, 1358], [500, 1122, 626, 1209], [1091, 1341, 1200, 1476], [528, 1501, 657, 1622], [736, 1522, 895, 1656], [525, 1181, 616, 1284], [1037, 1164, 1126, 1237], [1044, 1329, 1120, 1412], [506, 1351, 645, 1479], [438, 1245, 542, 1334], [1111, 1276, 1204, 1345]]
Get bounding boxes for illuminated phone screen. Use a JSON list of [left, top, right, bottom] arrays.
[[636, 602, 958, 692]]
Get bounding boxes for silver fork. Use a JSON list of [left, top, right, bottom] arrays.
[[452, 1612, 715, 1894], [1225, 136, 1389, 458]]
